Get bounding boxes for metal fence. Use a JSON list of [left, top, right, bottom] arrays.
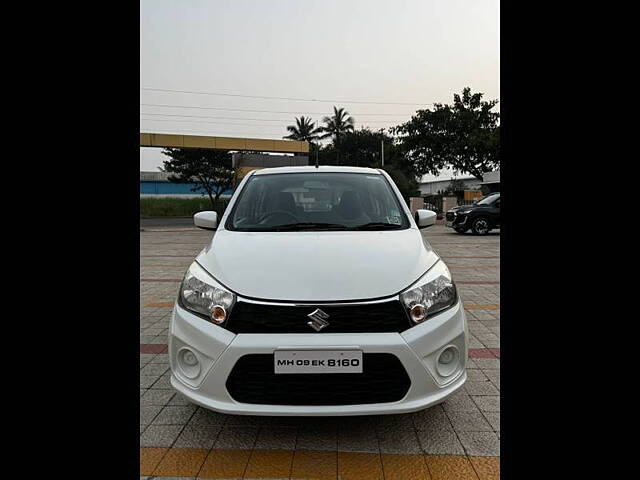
[[423, 195, 443, 213], [423, 195, 480, 212]]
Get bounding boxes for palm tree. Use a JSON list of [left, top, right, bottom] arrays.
[[318, 106, 355, 165], [283, 116, 321, 142], [318, 106, 355, 143]]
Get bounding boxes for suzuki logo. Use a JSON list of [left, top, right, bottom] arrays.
[[307, 308, 330, 332]]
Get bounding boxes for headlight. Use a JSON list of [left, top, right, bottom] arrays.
[[179, 262, 236, 325], [400, 261, 457, 324]]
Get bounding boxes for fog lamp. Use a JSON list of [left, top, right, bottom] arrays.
[[182, 350, 198, 366], [439, 348, 455, 364], [436, 346, 460, 377], [177, 348, 201, 379]]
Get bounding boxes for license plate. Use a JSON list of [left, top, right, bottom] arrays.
[[274, 350, 363, 374], [446, 221, 453, 227]]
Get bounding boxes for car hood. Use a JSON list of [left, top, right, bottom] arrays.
[[450, 205, 475, 213], [196, 229, 439, 302]]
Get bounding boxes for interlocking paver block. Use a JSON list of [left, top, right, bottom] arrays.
[[198, 448, 252, 479], [417, 429, 465, 455], [463, 381, 500, 396], [243, 448, 295, 479], [473, 358, 500, 369], [469, 456, 500, 480], [338, 424, 380, 453], [140, 376, 159, 389], [140, 447, 168, 475], [466, 370, 489, 382], [212, 426, 258, 449], [375, 413, 415, 430], [140, 363, 170, 376], [188, 407, 228, 426], [472, 396, 500, 413], [254, 426, 298, 449], [295, 423, 338, 451], [152, 448, 208, 477], [290, 449, 337, 480], [377, 428, 422, 454], [482, 412, 500, 432], [152, 405, 197, 425], [442, 393, 481, 413], [484, 370, 500, 390], [173, 425, 221, 448], [458, 431, 500, 456], [140, 425, 183, 447], [225, 414, 271, 426], [381, 453, 431, 480], [152, 372, 173, 389], [168, 392, 193, 406], [447, 411, 494, 432], [413, 406, 454, 431], [424, 455, 479, 480], [140, 405, 163, 425], [141, 389, 175, 406], [338, 451, 384, 480]]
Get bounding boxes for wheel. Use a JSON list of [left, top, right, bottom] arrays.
[[471, 217, 491, 235], [454, 227, 467, 234]]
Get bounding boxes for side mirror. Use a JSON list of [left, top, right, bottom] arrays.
[[194, 211, 218, 230], [415, 209, 436, 229]]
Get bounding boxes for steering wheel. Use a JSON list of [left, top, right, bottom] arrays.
[[257, 210, 299, 224]]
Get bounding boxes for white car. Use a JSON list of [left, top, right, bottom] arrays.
[[169, 166, 468, 416]]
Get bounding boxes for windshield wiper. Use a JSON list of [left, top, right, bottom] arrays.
[[271, 222, 348, 231], [351, 222, 403, 230]]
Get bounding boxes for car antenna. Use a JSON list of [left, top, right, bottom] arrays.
[[315, 141, 319, 169]]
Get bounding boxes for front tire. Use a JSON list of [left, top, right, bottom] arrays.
[[471, 217, 491, 235]]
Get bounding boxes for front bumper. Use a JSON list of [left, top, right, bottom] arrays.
[[446, 213, 469, 228], [168, 299, 468, 416]]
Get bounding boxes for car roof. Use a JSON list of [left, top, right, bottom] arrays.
[[251, 166, 382, 176]]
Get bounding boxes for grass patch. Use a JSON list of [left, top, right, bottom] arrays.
[[140, 197, 229, 217]]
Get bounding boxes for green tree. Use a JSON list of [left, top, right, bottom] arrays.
[[161, 148, 234, 207], [318, 106, 355, 164], [284, 115, 322, 158], [393, 87, 499, 180], [283, 116, 321, 142], [381, 164, 420, 201], [316, 127, 420, 199], [334, 128, 391, 168]]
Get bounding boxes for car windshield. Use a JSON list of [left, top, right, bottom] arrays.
[[476, 193, 500, 205], [226, 172, 410, 231]]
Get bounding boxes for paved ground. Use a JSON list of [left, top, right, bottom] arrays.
[[140, 224, 500, 479], [141, 217, 194, 229]]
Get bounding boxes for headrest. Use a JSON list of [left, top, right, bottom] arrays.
[[336, 191, 362, 220], [275, 191, 297, 212]]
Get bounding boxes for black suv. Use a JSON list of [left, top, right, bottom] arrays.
[[446, 193, 500, 235]]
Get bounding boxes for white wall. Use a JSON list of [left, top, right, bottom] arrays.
[[418, 177, 480, 196]]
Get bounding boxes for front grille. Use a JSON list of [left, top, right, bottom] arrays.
[[445, 211, 456, 221], [226, 353, 411, 405], [226, 299, 410, 334]]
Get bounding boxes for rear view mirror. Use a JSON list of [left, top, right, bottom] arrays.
[[194, 211, 218, 230], [415, 209, 436, 229]]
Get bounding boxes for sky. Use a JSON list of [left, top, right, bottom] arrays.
[[140, 0, 500, 175]]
